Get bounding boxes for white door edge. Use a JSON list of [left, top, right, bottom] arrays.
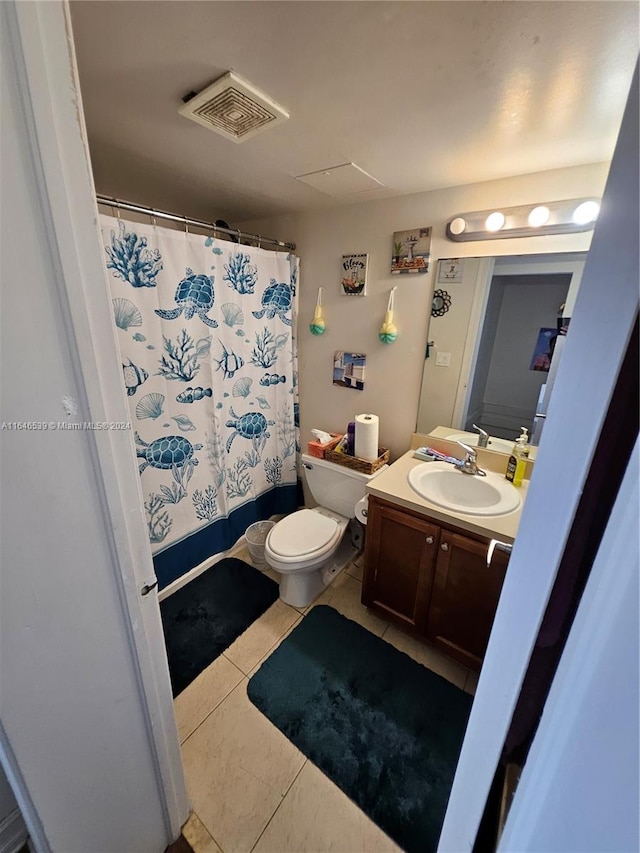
[[6, 0, 188, 842], [451, 256, 495, 428], [499, 438, 639, 850]]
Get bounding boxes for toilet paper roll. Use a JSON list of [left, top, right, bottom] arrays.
[[355, 496, 369, 525], [354, 413, 379, 461]]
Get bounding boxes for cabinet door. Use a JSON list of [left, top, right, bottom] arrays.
[[427, 531, 509, 670], [362, 499, 439, 631]]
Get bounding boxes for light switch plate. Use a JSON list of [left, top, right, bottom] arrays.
[[435, 351, 451, 367]]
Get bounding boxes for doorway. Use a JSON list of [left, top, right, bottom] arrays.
[[464, 273, 572, 440]]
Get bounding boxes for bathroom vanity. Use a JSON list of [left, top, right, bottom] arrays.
[[362, 437, 527, 672]]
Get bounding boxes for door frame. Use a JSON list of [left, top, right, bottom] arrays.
[[8, 3, 636, 850], [4, 0, 189, 842]]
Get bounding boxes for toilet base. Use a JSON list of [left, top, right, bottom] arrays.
[[276, 536, 358, 608]]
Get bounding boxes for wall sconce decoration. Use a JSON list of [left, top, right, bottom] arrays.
[[446, 198, 600, 241], [378, 287, 398, 344], [309, 287, 326, 335], [431, 289, 452, 317]]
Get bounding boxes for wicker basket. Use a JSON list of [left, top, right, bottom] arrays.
[[324, 447, 390, 475]]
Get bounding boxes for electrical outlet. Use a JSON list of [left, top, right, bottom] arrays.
[[435, 351, 451, 367]]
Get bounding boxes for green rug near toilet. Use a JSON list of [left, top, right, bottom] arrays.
[[247, 605, 472, 853], [160, 557, 278, 697]]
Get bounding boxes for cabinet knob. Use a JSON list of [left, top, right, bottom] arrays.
[[425, 536, 434, 544], [440, 542, 449, 552]]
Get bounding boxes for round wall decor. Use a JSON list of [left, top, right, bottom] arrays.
[[431, 289, 452, 317]]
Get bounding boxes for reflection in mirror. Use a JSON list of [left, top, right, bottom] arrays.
[[416, 253, 588, 456]]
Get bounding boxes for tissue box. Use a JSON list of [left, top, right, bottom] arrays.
[[307, 433, 342, 459]]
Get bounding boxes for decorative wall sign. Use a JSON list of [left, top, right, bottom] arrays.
[[437, 258, 465, 284], [431, 289, 452, 317], [333, 351, 366, 391], [341, 253, 368, 296], [391, 227, 431, 274]]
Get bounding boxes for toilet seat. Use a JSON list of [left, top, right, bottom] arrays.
[[266, 509, 342, 564]]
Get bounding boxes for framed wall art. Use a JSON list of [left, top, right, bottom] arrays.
[[333, 351, 366, 390], [391, 227, 431, 274], [530, 328, 557, 372], [437, 258, 465, 284], [340, 253, 368, 296]]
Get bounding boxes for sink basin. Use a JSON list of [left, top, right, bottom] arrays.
[[407, 461, 522, 516], [447, 433, 516, 454]]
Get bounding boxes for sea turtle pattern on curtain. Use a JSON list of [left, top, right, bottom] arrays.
[[101, 214, 299, 569]]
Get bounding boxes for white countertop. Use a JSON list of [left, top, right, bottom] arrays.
[[366, 449, 528, 543]]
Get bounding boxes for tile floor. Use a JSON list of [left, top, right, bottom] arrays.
[[176, 547, 477, 853]]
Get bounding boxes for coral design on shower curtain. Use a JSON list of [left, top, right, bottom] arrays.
[[101, 215, 299, 588]]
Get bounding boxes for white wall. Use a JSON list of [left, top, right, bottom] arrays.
[[240, 163, 608, 458], [0, 4, 175, 850]]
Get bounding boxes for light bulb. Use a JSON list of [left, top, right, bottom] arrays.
[[449, 217, 466, 235], [485, 212, 505, 232], [573, 201, 600, 225], [528, 206, 550, 227]]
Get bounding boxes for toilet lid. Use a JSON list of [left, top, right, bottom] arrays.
[[268, 509, 339, 558]]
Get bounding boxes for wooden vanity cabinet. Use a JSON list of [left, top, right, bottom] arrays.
[[427, 531, 510, 670], [362, 495, 510, 671], [361, 499, 439, 631]]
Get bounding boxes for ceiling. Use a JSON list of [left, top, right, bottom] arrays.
[[69, 1, 639, 224]]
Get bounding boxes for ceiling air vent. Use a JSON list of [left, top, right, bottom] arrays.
[[179, 71, 289, 143]]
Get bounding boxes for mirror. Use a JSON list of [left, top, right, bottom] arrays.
[[431, 289, 452, 317], [416, 252, 588, 456]]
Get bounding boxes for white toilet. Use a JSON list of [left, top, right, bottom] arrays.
[[264, 453, 387, 607]]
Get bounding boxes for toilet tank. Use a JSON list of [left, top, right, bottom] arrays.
[[301, 453, 386, 518]]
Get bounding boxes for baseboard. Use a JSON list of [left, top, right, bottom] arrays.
[[0, 809, 28, 853]]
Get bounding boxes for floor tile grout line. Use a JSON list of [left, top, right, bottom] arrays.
[[226, 610, 304, 678], [248, 758, 308, 853], [179, 657, 246, 746], [219, 597, 300, 675], [191, 808, 226, 853], [246, 613, 304, 680]]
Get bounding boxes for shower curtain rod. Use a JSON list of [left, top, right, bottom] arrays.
[[96, 194, 296, 251]]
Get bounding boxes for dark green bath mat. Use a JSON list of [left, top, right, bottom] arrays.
[[247, 605, 472, 853], [160, 558, 278, 697]]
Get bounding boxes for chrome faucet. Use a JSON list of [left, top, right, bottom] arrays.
[[472, 423, 490, 448], [454, 441, 487, 476]]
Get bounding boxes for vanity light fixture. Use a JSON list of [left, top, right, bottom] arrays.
[[485, 211, 505, 232], [446, 198, 601, 241], [528, 205, 550, 227], [572, 200, 600, 225]]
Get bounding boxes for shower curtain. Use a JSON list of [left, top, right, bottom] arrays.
[[100, 214, 299, 589]]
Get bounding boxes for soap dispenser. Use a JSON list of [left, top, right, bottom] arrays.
[[505, 427, 530, 487]]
